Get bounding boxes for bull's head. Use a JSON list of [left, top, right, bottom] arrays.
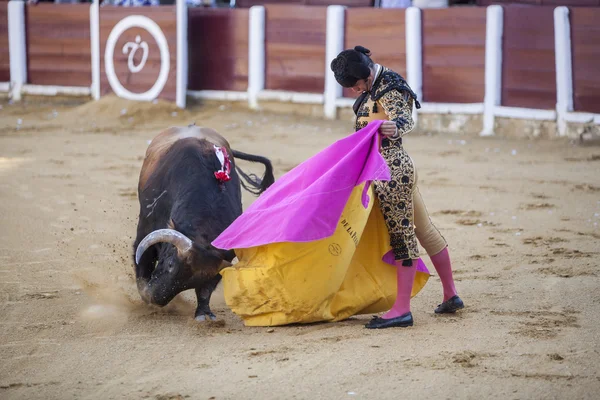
[[134, 229, 231, 306]]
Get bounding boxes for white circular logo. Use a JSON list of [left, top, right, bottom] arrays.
[[123, 35, 149, 73], [104, 15, 170, 101]]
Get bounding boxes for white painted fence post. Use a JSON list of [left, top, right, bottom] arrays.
[[176, 0, 188, 108], [405, 7, 422, 127], [90, 1, 100, 101], [8, 1, 27, 101], [248, 6, 266, 110], [554, 6, 573, 137], [480, 5, 503, 137], [324, 5, 345, 120]]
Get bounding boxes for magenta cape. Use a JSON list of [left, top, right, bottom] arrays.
[[212, 120, 391, 250]]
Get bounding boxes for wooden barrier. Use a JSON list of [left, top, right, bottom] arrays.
[[422, 7, 486, 103], [570, 7, 600, 114], [477, 0, 600, 5], [3, 2, 599, 132], [99, 6, 178, 102], [343, 8, 406, 99], [501, 6, 556, 110], [236, 0, 374, 7], [188, 8, 249, 92], [264, 5, 327, 93], [0, 2, 8, 82], [26, 4, 91, 87], [305, 0, 373, 4]]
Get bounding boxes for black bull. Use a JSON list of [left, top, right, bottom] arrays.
[[133, 126, 274, 321]]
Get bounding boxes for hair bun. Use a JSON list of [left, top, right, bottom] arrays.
[[330, 56, 346, 76], [354, 46, 371, 56]]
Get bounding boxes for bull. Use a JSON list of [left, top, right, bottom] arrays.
[[133, 125, 274, 321]]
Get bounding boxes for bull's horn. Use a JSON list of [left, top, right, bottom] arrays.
[[135, 229, 193, 264]]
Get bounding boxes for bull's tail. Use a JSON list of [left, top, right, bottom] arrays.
[[231, 150, 275, 196]]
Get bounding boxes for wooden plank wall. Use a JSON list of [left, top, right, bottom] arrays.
[[304, 0, 373, 5], [236, 0, 373, 7], [99, 6, 177, 101], [570, 7, 600, 114], [26, 4, 91, 87], [0, 2, 8, 82], [422, 7, 486, 103], [265, 5, 327, 93], [188, 8, 249, 92], [343, 8, 406, 99], [237, 0, 303, 6], [477, 0, 600, 5], [501, 6, 556, 109]]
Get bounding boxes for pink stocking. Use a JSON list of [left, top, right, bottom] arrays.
[[430, 247, 458, 302], [381, 259, 418, 319]]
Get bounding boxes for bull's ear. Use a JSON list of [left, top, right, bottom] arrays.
[[167, 218, 176, 230]]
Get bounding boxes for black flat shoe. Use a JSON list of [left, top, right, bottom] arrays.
[[365, 312, 414, 329], [434, 295, 464, 314]]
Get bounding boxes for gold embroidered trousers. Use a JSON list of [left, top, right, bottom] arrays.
[[373, 138, 447, 261]]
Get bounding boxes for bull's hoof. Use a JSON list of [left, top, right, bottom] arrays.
[[195, 312, 217, 322]]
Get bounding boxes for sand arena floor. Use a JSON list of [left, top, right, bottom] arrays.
[[1, 96, 599, 399]]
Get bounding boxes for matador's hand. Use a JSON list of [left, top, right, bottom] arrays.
[[378, 121, 398, 138]]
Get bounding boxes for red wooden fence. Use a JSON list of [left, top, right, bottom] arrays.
[[422, 7, 486, 103], [7, 3, 599, 117], [0, 2, 8, 82], [26, 4, 91, 87], [265, 5, 327, 93], [188, 8, 249, 92], [501, 6, 556, 109], [570, 6, 600, 114]]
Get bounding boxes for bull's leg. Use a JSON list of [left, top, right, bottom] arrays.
[[194, 275, 222, 321]]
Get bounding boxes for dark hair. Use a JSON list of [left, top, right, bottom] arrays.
[[330, 46, 375, 88]]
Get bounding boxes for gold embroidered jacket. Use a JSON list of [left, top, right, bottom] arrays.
[[353, 67, 421, 135]]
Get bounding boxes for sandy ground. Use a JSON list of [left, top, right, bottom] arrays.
[[0, 95, 599, 400]]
